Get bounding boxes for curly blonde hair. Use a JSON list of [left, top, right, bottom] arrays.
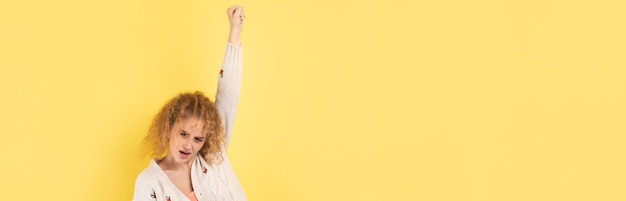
[[143, 91, 225, 165]]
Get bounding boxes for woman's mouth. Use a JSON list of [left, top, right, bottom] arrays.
[[179, 150, 191, 159]]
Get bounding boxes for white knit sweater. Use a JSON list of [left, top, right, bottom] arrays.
[[133, 43, 246, 201]]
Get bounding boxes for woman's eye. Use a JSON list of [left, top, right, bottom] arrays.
[[180, 132, 187, 137], [194, 138, 203, 142]]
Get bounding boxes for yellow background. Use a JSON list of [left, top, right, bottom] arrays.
[[1, 0, 624, 200]]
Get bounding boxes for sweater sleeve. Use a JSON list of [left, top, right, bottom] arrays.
[[215, 43, 243, 152]]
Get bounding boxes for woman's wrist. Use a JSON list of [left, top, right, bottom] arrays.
[[228, 30, 241, 45]]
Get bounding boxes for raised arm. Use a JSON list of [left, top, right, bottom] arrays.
[[215, 5, 245, 152]]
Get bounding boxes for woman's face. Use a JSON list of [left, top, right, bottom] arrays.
[[167, 117, 206, 165]]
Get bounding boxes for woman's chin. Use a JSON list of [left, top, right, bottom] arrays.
[[173, 152, 196, 164]]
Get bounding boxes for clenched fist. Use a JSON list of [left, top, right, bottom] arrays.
[[227, 5, 245, 45]]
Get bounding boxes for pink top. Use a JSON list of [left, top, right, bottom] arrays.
[[186, 191, 198, 201]]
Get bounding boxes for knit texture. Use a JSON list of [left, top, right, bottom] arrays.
[[133, 43, 246, 201]]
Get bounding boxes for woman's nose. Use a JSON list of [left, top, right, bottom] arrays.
[[183, 138, 192, 149]]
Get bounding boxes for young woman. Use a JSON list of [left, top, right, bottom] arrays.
[[133, 5, 247, 201]]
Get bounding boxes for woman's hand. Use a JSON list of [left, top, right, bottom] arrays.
[[227, 5, 245, 45]]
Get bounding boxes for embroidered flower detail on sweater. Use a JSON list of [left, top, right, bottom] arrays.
[[219, 69, 224, 78], [203, 167, 208, 174], [150, 192, 156, 199], [165, 196, 171, 201]]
